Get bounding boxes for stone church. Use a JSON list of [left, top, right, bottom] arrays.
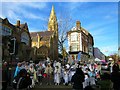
[[30, 6, 58, 61]]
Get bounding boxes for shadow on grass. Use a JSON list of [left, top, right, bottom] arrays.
[[97, 72, 113, 90]]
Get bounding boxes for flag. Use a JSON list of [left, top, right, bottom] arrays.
[[77, 52, 81, 61]]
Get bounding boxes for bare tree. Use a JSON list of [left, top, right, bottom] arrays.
[[58, 11, 74, 55]]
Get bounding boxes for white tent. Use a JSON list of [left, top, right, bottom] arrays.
[[95, 58, 101, 62]]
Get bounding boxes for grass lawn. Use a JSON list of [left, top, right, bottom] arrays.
[[97, 79, 113, 90]]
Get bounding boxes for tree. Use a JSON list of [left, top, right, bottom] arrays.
[[109, 53, 118, 63], [41, 10, 74, 59], [58, 11, 74, 55], [62, 47, 68, 59]]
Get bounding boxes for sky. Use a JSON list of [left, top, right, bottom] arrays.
[[0, 2, 119, 56]]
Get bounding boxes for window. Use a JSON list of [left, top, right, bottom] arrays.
[[71, 32, 78, 42], [70, 43, 79, 51], [21, 32, 30, 45], [2, 26, 12, 36]]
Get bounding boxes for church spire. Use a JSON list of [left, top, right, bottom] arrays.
[[50, 5, 55, 17], [48, 5, 58, 31]]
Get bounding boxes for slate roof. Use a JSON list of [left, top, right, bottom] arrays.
[[30, 31, 54, 41]]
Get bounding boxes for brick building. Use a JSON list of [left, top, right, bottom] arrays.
[[67, 21, 94, 63], [1, 18, 31, 62]]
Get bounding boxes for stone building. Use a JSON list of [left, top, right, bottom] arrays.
[[1, 18, 31, 62], [30, 6, 58, 61], [67, 21, 94, 63]]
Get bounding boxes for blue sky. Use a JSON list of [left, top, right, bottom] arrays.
[[1, 2, 118, 56]]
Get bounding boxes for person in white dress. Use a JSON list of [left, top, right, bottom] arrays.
[[44, 63, 53, 85], [28, 64, 36, 88], [54, 66, 61, 85], [63, 67, 69, 85]]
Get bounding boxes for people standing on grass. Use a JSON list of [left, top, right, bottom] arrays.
[[110, 63, 120, 90]]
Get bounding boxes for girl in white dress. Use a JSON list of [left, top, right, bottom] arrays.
[[28, 64, 36, 88], [54, 66, 61, 85], [64, 68, 69, 85]]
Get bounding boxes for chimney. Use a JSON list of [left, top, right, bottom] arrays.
[[17, 20, 20, 27], [76, 21, 81, 29]]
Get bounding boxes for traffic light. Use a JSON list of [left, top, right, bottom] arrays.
[[8, 38, 16, 54]]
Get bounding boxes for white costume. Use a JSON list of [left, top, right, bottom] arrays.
[[64, 70, 69, 84], [54, 67, 61, 85], [83, 74, 89, 88]]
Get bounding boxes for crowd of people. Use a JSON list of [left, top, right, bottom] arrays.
[[1, 59, 120, 90]]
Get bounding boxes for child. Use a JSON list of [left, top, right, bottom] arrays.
[[54, 66, 61, 85], [63, 68, 69, 85], [37, 63, 43, 85]]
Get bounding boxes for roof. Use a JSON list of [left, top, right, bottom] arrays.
[[30, 31, 54, 42], [31, 37, 38, 41], [30, 31, 54, 37], [20, 24, 25, 28]]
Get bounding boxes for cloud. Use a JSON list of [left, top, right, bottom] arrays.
[[100, 45, 118, 56], [1, 2, 48, 21], [2, 0, 119, 2], [18, 2, 47, 10]]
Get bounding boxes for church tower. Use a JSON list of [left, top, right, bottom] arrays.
[[48, 5, 58, 61], [48, 5, 58, 32]]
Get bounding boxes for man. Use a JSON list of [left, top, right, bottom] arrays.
[[110, 63, 120, 90], [71, 68, 85, 90], [2, 62, 9, 90]]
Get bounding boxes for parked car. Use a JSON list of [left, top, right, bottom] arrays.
[[101, 62, 110, 70]]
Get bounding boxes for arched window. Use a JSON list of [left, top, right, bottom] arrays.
[[21, 32, 30, 45]]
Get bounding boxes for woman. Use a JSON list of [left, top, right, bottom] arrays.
[[71, 68, 85, 90], [44, 63, 53, 85]]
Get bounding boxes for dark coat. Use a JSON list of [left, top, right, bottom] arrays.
[[71, 68, 85, 90], [2, 64, 9, 90], [2, 65, 9, 82], [110, 64, 120, 90], [111, 71, 120, 90], [12, 69, 32, 89]]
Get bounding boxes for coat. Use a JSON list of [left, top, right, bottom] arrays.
[[71, 68, 85, 90], [111, 71, 120, 90]]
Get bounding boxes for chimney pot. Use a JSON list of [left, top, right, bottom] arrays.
[[17, 20, 20, 27], [76, 21, 81, 29]]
